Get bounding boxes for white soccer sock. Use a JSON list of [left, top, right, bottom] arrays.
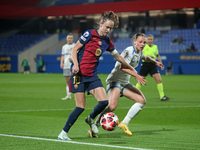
[[122, 103, 144, 125], [66, 85, 71, 97]]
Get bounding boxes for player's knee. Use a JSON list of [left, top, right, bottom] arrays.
[[141, 99, 146, 105], [157, 80, 162, 83], [155, 78, 162, 83], [108, 104, 117, 112], [138, 96, 146, 105], [100, 100, 109, 107]]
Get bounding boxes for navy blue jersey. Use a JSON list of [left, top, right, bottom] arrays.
[[71, 29, 115, 76]]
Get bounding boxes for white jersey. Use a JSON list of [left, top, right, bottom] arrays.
[[106, 46, 145, 84], [61, 43, 75, 69]]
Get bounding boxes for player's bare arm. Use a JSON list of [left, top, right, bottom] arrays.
[[156, 55, 164, 70], [144, 56, 164, 70], [113, 53, 135, 71], [60, 55, 64, 69], [71, 41, 83, 74], [120, 66, 147, 85]]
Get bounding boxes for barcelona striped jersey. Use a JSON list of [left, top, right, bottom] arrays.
[[71, 29, 115, 76]]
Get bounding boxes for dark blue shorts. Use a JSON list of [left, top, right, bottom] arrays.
[[69, 74, 104, 94]]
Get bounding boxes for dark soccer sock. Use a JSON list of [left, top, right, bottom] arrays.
[[90, 100, 108, 119], [63, 107, 84, 133]]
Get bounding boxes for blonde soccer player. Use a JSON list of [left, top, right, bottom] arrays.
[[90, 33, 164, 137]]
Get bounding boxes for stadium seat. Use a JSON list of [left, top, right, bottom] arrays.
[[111, 28, 200, 53], [0, 34, 51, 55]]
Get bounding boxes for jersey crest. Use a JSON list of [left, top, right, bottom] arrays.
[[95, 48, 102, 56]]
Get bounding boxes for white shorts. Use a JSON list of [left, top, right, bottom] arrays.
[[106, 82, 135, 97], [63, 69, 71, 77]]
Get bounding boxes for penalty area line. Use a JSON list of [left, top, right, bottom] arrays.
[[0, 133, 153, 150]]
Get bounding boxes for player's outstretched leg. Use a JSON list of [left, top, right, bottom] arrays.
[[95, 106, 110, 127], [86, 100, 108, 137], [87, 108, 109, 138]]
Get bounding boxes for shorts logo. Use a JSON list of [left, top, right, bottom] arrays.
[[98, 41, 102, 46], [83, 31, 89, 37], [74, 84, 78, 89], [95, 48, 102, 56]]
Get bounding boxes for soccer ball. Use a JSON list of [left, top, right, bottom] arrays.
[[100, 112, 119, 131]]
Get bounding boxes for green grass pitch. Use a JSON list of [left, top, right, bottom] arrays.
[[0, 73, 200, 150]]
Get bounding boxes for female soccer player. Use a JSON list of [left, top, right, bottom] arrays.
[[90, 33, 164, 137], [136, 34, 170, 101], [58, 11, 138, 140], [60, 33, 75, 100]]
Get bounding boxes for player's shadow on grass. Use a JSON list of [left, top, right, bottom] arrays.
[[64, 128, 175, 140], [99, 128, 175, 138], [134, 128, 175, 135], [99, 131, 123, 138], [69, 132, 123, 140]]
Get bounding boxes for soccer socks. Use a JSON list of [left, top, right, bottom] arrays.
[[122, 103, 144, 125], [157, 83, 164, 99], [63, 107, 84, 133], [136, 83, 142, 90], [66, 85, 71, 97], [90, 100, 109, 119], [62, 101, 108, 133]]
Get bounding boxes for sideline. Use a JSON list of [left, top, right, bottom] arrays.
[[0, 133, 153, 150]]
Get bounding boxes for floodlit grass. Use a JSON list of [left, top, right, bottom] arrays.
[[0, 73, 200, 150]]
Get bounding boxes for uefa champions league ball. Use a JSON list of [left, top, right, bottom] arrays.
[[100, 112, 119, 131]]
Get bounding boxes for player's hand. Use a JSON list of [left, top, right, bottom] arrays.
[[60, 63, 64, 69], [135, 75, 147, 85], [156, 62, 164, 70], [148, 55, 154, 59], [69, 58, 73, 63], [72, 65, 79, 75]]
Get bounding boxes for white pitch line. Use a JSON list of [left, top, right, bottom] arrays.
[[0, 133, 153, 150], [0, 105, 200, 113], [0, 109, 74, 113]]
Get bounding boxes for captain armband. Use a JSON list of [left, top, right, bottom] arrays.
[[109, 49, 118, 55]]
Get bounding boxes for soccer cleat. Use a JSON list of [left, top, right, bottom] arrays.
[[58, 132, 71, 140], [88, 128, 98, 138], [61, 96, 71, 100], [118, 122, 132, 136], [85, 116, 99, 134], [94, 118, 101, 128], [161, 96, 170, 101]]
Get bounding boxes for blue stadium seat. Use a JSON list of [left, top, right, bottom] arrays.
[[0, 34, 51, 55]]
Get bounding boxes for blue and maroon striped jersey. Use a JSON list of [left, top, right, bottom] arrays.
[[72, 29, 115, 76]]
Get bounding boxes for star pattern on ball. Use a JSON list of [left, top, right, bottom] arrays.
[[104, 121, 112, 129], [112, 115, 119, 125], [100, 112, 119, 131]]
